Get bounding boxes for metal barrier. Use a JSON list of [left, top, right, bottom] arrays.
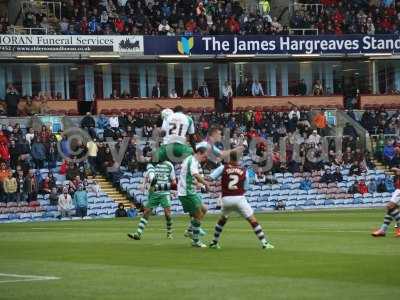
[[335, 110, 371, 152], [369, 134, 399, 154], [290, 2, 324, 15], [288, 28, 319, 35], [10, 26, 48, 35], [21, 1, 62, 20]]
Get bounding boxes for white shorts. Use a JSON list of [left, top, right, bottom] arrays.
[[221, 196, 254, 219], [389, 189, 400, 205]]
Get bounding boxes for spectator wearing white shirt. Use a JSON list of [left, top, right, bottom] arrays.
[[169, 89, 178, 98], [158, 19, 171, 35], [307, 130, 321, 146], [58, 188, 74, 218], [109, 115, 119, 129], [25, 128, 35, 145], [271, 17, 282, 33], [222, 81, 233, 98], [199, 82, 209, 97], [289, 107, 301, 120], [251, 80, 264, 96]]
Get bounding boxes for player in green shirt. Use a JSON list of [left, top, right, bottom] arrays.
[[128, 160, 176, 240], [178, 142, 211, 248]]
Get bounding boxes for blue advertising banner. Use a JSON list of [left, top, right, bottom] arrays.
[[144, 35, 400, 55]]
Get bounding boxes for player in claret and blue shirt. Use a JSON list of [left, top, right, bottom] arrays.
[[208, 151, 274, 250]]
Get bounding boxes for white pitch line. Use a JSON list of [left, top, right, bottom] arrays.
[[31, 227, 73, 230], [0, 273, 60, 284]]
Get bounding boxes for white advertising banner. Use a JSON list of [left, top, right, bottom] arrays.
[[0, 35, 144, 53]]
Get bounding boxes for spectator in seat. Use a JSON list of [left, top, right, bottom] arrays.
[[81, 112, 96, 138], [254, 168, 267, 184], [0, 139, 10, 162], [297, 79, 307, 96], [58, 187, 74, 218], [236, 78, 249, 96], [39, 177, 54, 195], [349, 161, 363, 176], [3, 173, 17, 203], [73, 184, 88, 218], [87, 138, 98, 178], [251, 80, 264, 96], [313, 80, 324, 96], [169, 89, 178, 98], [97, 114, 109, 129], [265, 171, 278, 184], [5, 83, 20, 117], [221, 81, 233, 110], [49, 187, 59, 206], [110, 89, 119, 100], [306, 130, 321, 147], [333, 168, 343, 182], [358, 180, 369, 194], [365, 151, 376, 170], [368, 178, 377, 193], [66, 162, 80, 181], [343, 122, 359, 141], [199, 82, 209, 98], [23, 97, 39, 116], [158, 19, 171, 34], [151, 82, 161, 98], [383, 140, 395, 167], [0, 162, 11, 183], [320, 169, 336, 184], [275, 200, 286, 211], [384, 175, 395, 193], [31, 138, 47, 169], [313, 109, 328, 135], [289, 106, 301, 120], [115, 203, 128, 217], [259, 0, 271, 16], [24, 169, 38, 203], [193, 89, 200, 98], [348, 181, 360, 194]]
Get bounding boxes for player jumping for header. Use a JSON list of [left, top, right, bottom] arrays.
[[207, 151, 275, 250], [155, 106, 196, 163]]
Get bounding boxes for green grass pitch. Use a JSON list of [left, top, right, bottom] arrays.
[[0, 209, 399, 300]]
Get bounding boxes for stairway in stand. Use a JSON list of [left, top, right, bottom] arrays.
[[373, 160, 395, 176], [88, 175, 132, 208]]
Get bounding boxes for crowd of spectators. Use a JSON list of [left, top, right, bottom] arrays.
[[16, 0, 285, 36], [6, 0, 400, 36], [292, 0, 400, 35], [0, 102, 386, 215], [0, 123, 96, 218]]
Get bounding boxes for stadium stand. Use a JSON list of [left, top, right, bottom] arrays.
[[14, 0, 283, 36], [291, 0, 400, 35]]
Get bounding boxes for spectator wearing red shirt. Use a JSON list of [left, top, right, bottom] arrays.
[[185, 18, 197, 32], [114, 17, 124, 33], [379, 17, 393, 32], [332, 9, 344, 24], [226, 16, 240, 33], [254, 111, 263, 126], [80, 16, 89, 34], [0, 140, 10, 162], [358, 180, 369, 194]]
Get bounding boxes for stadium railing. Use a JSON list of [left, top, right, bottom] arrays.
[[10, 26, 48, 35], [21, 0, 62, 20], [288, 28, 319, 35], [232, 95, 343, 111], [290, 2, 324, 16]]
